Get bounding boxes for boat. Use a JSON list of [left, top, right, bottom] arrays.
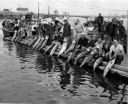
[[18, 37, 128, 78], [2, 27, 14, 40]]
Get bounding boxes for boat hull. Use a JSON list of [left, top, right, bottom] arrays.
[[2, 28, 14, 38]]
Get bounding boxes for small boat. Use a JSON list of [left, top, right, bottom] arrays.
[[2, 27, 14, 40]]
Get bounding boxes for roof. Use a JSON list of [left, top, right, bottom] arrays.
[[3, 9, 10, 11], [16, 7, 28, 11]]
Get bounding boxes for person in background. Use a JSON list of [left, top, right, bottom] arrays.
[[109, 39, 124, 64], [119, 20, 127, 53], [63, 18, 71, 39], [2, 19, 7, 27], [106, 17, 120, 41], [62, 18, 72, 48], [97, 13, 104, 33], [74, 19, 84, 41]]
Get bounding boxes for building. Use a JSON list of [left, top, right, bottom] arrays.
[[2, 9, 11, 14], [16, 7, 29, 14], [54, 9, 59, 15]]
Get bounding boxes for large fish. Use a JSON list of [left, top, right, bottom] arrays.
[[58, 38, 68, 56], [44, 42, 55, 53], [28, 37, 38, 46], [58, 42, 68, 56], [45, 42, 55, 53], [93, 57, 103, 71], [38, 36, 49, 50], [80, 54, 93, 67], [32, 36, 41, 49], [74, 48, 90, 64], [80, 48, 97, 67], [36, 37, 44, 50], [27, 38, 35, 46], [103, 57, 116, 77], [12, 31, 18, 42], [65, 40, 76, 54], [50, 42, 59, 56]]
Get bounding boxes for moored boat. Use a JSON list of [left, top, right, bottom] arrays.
[[2, 27, 14, 40]]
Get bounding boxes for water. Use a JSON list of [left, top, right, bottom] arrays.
[[0, 30, 128, 103]]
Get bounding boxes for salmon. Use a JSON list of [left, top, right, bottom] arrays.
[[38, 36, 49, 50], [50, 42, 59, 56], [103, 58, 116, 77]]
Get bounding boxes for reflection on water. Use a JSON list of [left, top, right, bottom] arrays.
[[1, 38, 128, 104]]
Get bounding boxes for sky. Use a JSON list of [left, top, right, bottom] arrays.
[[0, 0, 128, 16]]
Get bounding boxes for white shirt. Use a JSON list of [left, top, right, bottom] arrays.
[[95, 41, 104, 49], [74, 23, 84, 33], [110, 44, 124, 54]]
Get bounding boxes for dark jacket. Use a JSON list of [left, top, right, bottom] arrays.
[[77, 37, 88, 48], [97, 16, 104, 25], [63, 23, 71, 37], [106, 22, 116, 38]]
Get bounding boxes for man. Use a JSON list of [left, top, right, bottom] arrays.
[[62, 18, 72, 49], [106, 18, 118, 41], [63, 18, 71, 39], [93, 35, 112, 71], [74, 19, 84, 40], [66, 34, 89, 62], [109, 39, 124, 64], [103, 39, 124, 77], [119, 20, 127, 53], [74, 35, 96, 64], [97, 13, 104, 32], [80, 36, 104, 67]]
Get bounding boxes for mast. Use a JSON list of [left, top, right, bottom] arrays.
[[48, 5, 50, 16], [38, 1, 39, 21], [126, 10, 128, 54]]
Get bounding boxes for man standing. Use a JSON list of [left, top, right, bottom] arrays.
[[74, 19, 84, 41], [63, 18, 71, 44], [97, 13, 104, 32]]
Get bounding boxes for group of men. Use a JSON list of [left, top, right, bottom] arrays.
[[43, 16, 125, 69], [3, 13, 125, 70]]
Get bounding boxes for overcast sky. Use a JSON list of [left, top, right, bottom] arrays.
[[0, 0, 128, 15]]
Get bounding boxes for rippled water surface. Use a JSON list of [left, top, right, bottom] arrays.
[[0, 28, 128, 104]]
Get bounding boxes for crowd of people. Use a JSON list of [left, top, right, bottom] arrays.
[[2, 13, 127, 76]]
